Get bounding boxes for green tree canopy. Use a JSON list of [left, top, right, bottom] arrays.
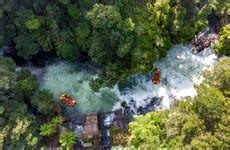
[[31, 90, 60, 115], [204, 57, 230, 96], [2, 0, 219, 90], [0, 57, 16, 93], [16, 69, 39, 99]]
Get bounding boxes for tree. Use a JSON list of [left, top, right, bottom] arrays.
[[0, 57, 16, 93], [40, 123, 57, 136], [0, 59, 41, 149], [1, 101, 40, 149], [67, 3, 80, 19], [59, 131, 76, 150], [86, 4, 122, 29], [31, 90, 60, 115], [57, 42, 80, 61], [203, 57, 230, 96], [214, 24, 230, 56], [74, 22, 91, 48], [192, 85, 226, 130], [25, 18, 41, 30], [14, 34, 39, 60], [16, 69, 39, 99], [129, 111, 167, 148], [40, 117, 62, 136]]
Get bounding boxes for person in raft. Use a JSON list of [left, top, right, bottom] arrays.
[[60, 94, 76, 106], [152, 68, 161, 84]]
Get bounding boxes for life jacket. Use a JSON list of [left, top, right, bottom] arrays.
[[152, 68, 161, 84], [60, 94, 76, 106]]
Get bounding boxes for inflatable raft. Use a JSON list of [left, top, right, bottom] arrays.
[[60, 94, 76, 106], [152, 68, 161, 84]]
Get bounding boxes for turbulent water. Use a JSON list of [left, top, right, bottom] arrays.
[[113, 45, 216, 110], [39, 44, 217, 116]]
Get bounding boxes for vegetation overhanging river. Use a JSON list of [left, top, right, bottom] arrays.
[[20, 43, 217, 119], [0, 33, 218, 118]]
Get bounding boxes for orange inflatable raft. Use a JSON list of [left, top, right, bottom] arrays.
[[60, 94, 76, 106], [152, 68, 161, 84]]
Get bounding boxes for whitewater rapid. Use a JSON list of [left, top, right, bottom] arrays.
[[112, 44, 217, 110], [39, 44, 217, 116]]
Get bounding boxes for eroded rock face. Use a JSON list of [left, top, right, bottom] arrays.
[[191, 11, 221, 53], [192, 32, 218, 53]]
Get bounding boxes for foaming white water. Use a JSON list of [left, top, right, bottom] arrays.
[[112, 44, 217, 110], [40, 44, 217, 116]]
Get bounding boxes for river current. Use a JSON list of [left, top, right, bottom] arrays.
[[38, 44, 217, 116]]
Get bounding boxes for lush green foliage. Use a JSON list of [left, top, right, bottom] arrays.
[[0, 57, 16, 93], [0, 58, 40, 149], [16, 69, 39, 99], [129, 58, 230, 148], [0, 57, 62, 148], [214, 24, 230, 56], [40, 117, 62, 136], [40, 123, 57, 137], [2, 0, 222, 90], [31, 90, 60, 115], [59, 131, 76, 150], [204, 57, 230, 96]]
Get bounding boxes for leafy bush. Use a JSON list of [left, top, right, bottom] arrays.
[[40, 123, 57, 136], [59, 131, 76, 150], [214, 24, 230, 56], [40, 117, 62, 136], [203, 57, 230, 96]]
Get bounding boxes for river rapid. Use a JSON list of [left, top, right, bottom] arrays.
[[0, 43, 217, 116], [38, 44, 217, 117]]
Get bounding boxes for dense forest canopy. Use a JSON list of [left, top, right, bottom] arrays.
[[1, 0, 228, 90], [0, 0, 229, 149]]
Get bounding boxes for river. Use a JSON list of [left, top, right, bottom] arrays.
[[0, 41, 217, 116], [37, 44, 217, 117]]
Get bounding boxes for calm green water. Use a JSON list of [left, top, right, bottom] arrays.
[[40, 62, 119, 114]]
